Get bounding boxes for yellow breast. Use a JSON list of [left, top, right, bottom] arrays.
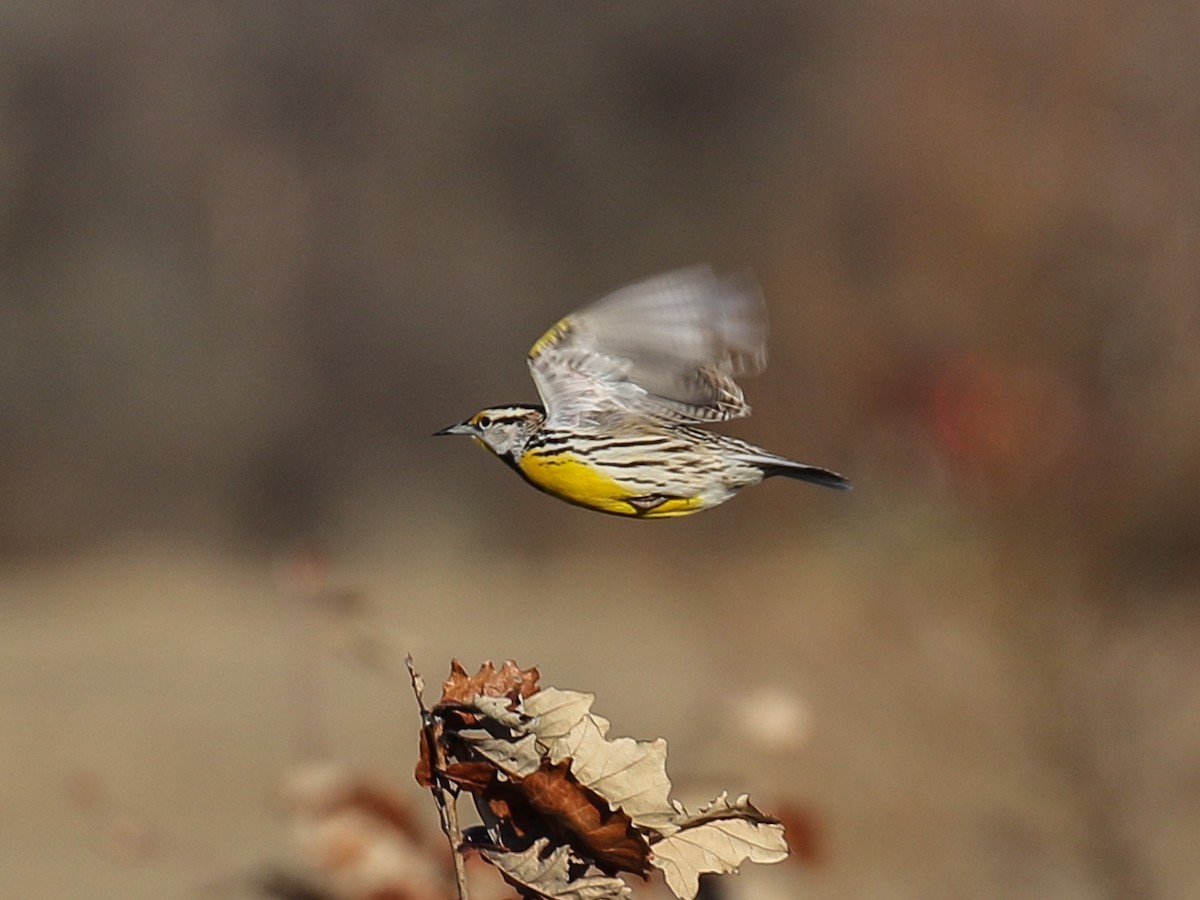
[[516, 449, 703, 518]]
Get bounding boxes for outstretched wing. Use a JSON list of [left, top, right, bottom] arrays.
[[527, 266, 768, 428]]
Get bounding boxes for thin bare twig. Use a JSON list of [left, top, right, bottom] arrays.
[[407, 655, 470, 900]]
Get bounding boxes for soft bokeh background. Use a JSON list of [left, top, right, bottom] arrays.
[[4, 2, 1200, 898]]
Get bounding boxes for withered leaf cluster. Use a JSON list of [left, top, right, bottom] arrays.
[[415, 660, 789, 900]]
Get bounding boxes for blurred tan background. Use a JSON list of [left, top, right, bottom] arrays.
[[3, 2, 1200, 898]]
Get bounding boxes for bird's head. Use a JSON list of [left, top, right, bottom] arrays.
[[434, 405, 546, 459]]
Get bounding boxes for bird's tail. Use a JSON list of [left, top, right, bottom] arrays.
[[747, 455, 852, 490]]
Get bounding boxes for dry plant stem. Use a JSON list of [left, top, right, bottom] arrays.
[[407, 656, 471, 900], [430, 718, 471, 900]]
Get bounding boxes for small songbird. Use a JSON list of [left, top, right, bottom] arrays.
[[436, 266, 850, 517]]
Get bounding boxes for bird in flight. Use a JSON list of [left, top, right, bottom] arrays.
[[436, 266, 850, 517]]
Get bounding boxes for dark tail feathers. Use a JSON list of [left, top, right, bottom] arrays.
[[759, 460, 852, 491]]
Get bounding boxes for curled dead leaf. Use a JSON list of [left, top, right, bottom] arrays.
[[440, 659, 541, 707], [517, 763, 651, 878], [524, 689, 674, 832], [482, 837, 631, 899], [649, 793, 789, 900]]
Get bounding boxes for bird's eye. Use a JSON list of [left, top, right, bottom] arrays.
[[477, 415, 492, 428]]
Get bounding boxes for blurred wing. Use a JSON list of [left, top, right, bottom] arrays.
[[527, 266, 768, 428]]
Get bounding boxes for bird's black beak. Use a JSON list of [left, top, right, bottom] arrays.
[[433, 421, 475, 437]]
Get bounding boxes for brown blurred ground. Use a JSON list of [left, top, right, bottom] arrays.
[[2, 2, 1199, 898]]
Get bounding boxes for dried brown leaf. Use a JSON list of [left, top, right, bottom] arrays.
[[467, 695, 536, 730], [414, 722, 437, 788], [649, 793, 789, 900], [440, 660, 540, 706], [517, 763, 651, 877], [456, 727, 544, 779], [482, 838, 631, 899], [440, 761, 500, 794], [524, 689, 674, 832]]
